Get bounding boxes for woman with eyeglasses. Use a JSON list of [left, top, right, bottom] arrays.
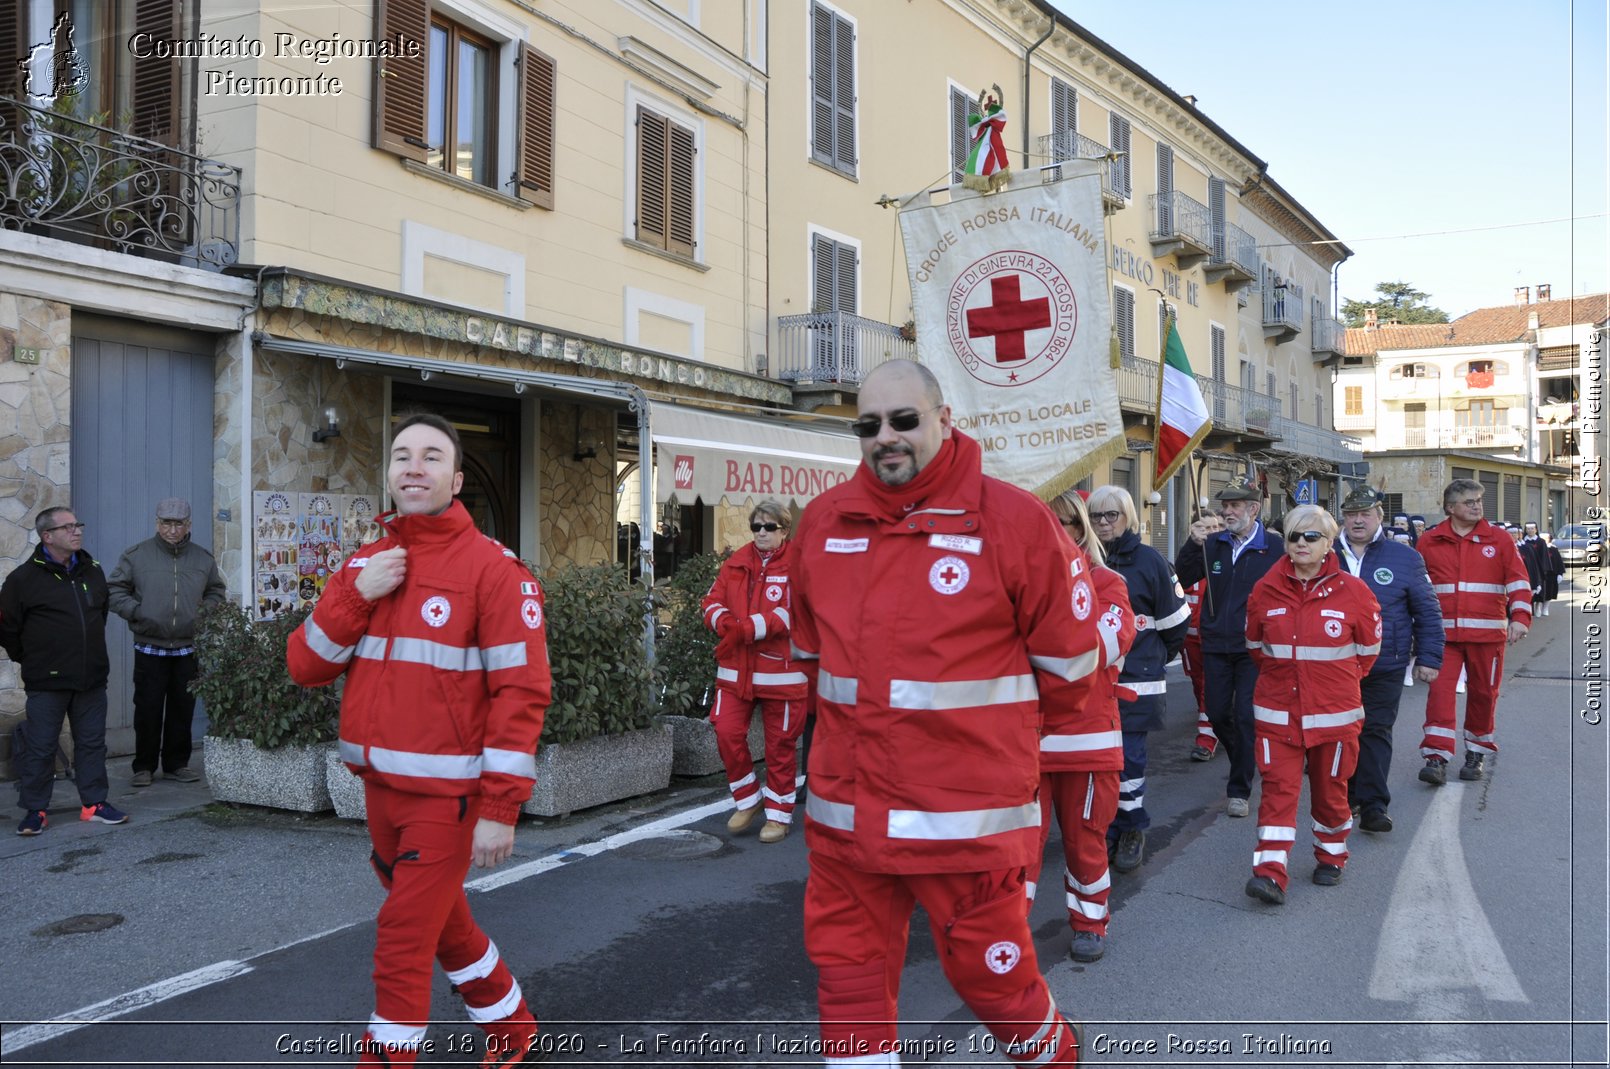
[[701, 500, 810, 843], [1242, 504, 1381, 905], [1084, 484, 1190, 876], [1028, 490, 1135, 963]]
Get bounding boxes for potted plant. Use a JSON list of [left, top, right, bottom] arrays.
[[522, 562, 672, 817], [192, 601, 340, 812]]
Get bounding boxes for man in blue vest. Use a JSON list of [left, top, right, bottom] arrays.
[[1174, 478, 1284, 818]]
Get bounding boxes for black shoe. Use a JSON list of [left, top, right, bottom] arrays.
[[1069, 930, 1105, 962], [1189, 745, 1213, 762], [1459, 752, 1485, 781], [1112, 829, 1145, 873], [1418, 757, 1447, 786], [1312, 864, 1343, 886], [1360, 808, 1393, 833], [1244, 875, 1285, 905]]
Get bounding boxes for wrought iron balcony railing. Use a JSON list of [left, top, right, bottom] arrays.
[[1148, 189, 1212, 255], [1269, 416, 1364, 464], [776, 311, 914, 385], [1262, 278, 1304, 338], [0, 96, 240, 270], [1036, 131, 1124, 210], [1310, 313, 1347, 357], [1205, 221, 1258, 284]]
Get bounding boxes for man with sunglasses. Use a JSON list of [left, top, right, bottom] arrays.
[[1174, 479, 1287, 820], [3, 507, 128, 835], [790, 359, 1096, 1066], [1414, 479, 1531, 785], [107, 498, 227, 787]]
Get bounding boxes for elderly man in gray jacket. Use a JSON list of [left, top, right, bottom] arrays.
[[107, 498, 226, 786]]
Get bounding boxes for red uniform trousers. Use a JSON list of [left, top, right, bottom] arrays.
[[1420, 640, 1504, 761], [710, 688, 807, 824], [1252, 735, 1358, 891], [359, 782, 533, 1063], [805, 852, 1080, 1065], [1181, 638, 1215, 754], [1028, 771, 1119, 936]]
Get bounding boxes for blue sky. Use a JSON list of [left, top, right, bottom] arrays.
[[1048, 0, 1608, 319]]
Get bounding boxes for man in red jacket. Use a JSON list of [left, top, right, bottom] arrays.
[[791, 360, 1099, 1066], [1414, 479, 1531, 785], [287, 413, 550, 1068]]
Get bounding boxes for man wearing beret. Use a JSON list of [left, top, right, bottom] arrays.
[[1175, 478, 1285, 818], [1337, 488, 1443, 832], [108, 498, 227, 786]]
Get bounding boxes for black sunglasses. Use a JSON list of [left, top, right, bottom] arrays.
[[1286, 530, 1327, 544], [850, 406, 936, 439], [750, 522, 783, 533]]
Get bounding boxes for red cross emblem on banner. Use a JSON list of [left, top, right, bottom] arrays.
[[946, 250, 1077, 387], [966, 274, 1051, 364]]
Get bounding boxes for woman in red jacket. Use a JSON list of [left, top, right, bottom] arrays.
[[702, 500, 810, 843], [1244, 504, 1381, 905], [1029, 489, 1135, 963]]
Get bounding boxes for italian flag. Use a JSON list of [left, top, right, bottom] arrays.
[[1153, 317, 1212, 487]]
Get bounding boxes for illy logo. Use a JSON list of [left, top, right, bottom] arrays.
[[673, 455, 695, 490]]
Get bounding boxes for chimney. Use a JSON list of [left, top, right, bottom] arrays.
[[1515, 286, 1531, 305], [1537, 283, 1552, 301], [1364, 309, 1378, 331], [1528, 311, 1540, 331]]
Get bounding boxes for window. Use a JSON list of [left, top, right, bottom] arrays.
[[810, 230, 858, 379], [1456, 401, 1502, 428], [1155, 142, 1174, 235], [1290, 383, 1299, 420], [1113, 286, 1135, 365], [1457, 359, 1505, 387], [1210, 325, 1226, 421], [1390, 362, 1439, 379], [1108, 113, 1131, 198], [809, 3, 856, 175], [373, 0, 556, 206], [1344, 386, 1363, 415], [1266, 370, 1276, 397], [635, 105, 696, 258], [949, 84, 971, 185], [1049, 77, 1077, 161]]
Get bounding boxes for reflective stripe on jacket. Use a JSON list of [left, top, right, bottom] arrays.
[[1416, 518, 1532, 642], [701, 539, 807, 700], [1040, 564, 1132, 772]]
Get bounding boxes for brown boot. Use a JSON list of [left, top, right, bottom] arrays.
[[726, 805, 760, 833], [758, 820, 789, 843]]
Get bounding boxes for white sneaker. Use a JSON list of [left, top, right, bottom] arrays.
[[1226, 797, 1250, 818]]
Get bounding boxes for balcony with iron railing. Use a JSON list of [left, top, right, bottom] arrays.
[[1401, 425, 1526, 451], [0, 97, 240, 270], [1203, 221, 1257, 289], [775, 311, 915, 386], [1310, 313, 1347, 359], [1147, 189, 1212, 268], [1262, 279, 1304, 342], [1269, 415, 1364, 465], [1036, 131, 1125, 213]]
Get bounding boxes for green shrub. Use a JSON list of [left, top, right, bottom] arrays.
[[540, 562, 656, 745], [652, 550, 729, 718], [191, 601, 340, 749]]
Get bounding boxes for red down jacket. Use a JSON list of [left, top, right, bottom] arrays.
[[701, 538, 809, 701]]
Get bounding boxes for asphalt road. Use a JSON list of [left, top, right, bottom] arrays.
[[2, 572, 1605, 1068]]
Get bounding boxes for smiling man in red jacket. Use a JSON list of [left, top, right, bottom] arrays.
[[287, 413, 550, 1068], [791, 360, 1099, 1066]]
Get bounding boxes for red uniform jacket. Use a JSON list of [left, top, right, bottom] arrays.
[[790, 432, 1101, 874], [701, 539, 808, 701], [1416, 518, 1533, 643], [1184, 579, 1205, 639], [1246, 556, 1381, 748], [1039, 563, 1132, 772], [286, 501, 551, 825]]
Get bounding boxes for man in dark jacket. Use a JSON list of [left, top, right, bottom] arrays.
[[1336, 488, 1444, 832], [1174, 478, 1284, 818], [108, 498, 227, 787], [2, 507, 128, 835]]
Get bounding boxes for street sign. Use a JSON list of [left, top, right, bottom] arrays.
[[1294, 479, 1318, 505]]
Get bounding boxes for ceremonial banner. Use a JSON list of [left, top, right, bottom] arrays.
[[899, 163, 1124, 498]]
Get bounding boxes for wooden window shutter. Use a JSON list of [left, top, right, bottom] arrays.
[[1155, 142, 1174, 234], [0, 3, 25, 136], [1208, 176, 1226, 259], [950, 86, 970, 184], [1113, 287, 1134, 364], [666, 119, 696, 257], [636, 106, 668, 249], [832, 12, 855, 171], [809, 4, 833, 164], [834, 239, 856, 313], [515, 42, 556, 208], [131, 0, 181, 146], [811, 235, 833, 312], [1050, 78, 1076, 159], [1109, 114, 1131, 197], [372, 0, 430, 162]]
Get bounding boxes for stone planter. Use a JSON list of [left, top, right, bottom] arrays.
[[326, 749, 366, 821], [522, 722, 672, 818], [204, 736, 333, 813], [666, 714, 765, 777]]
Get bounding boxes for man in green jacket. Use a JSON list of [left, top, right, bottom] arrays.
[[108, 498, 226, 786]]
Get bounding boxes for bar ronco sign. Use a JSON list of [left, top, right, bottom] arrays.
[[721, 458, 852, 497]]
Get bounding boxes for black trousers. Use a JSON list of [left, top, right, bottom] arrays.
[[1349, 670, 1406, 814], [132, 651, 198, 774], [1202, 650, 1258, 800]]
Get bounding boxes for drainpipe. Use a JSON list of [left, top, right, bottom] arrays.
[[1022, 11, 1057, 168]]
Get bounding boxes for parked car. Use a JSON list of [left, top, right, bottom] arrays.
[[1555, 522, 1606, 567]]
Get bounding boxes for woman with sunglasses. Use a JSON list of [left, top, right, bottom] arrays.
[[1242, 505, 1381, 905], [1028, 490, 1135, 963], [701, 500, 810, 843]]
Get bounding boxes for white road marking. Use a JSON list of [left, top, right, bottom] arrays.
[[1367, 781, 1527, 1004], [0, 796, 734, 1055]]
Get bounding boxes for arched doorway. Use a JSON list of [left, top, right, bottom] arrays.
[[392, 384, 521, 548]]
